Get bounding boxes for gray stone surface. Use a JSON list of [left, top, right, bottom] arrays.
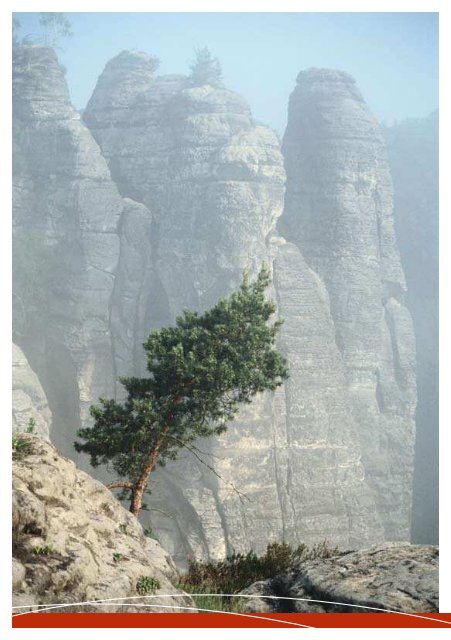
[[110, 197, 155, 386], [12, 343, 51, 440], [13, 49, 419, 566], [240, 542, 438, 613], [271, 242, 384, 549], [13, 45, 123, 456], [280, 68, 417, 542], [85, 53, 283, 315], [384, 112, 439, 545], [12, 436, 195, 613], [84, 53, 385, 563]]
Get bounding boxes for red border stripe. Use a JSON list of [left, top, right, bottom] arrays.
[[11, 613, 451, 628]]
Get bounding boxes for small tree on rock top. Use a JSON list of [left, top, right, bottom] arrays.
[[75, 266, 289, 517], [189, 46, 223, 87], [39, 12, 73, 48], [12, 16, 22, 47]]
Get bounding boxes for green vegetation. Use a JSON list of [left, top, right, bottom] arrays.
[[136, 576, 161, 595], [189, 47, 223, 87], [12, 418, 37, 459], [26, 417, 36, 434], [75, 266, 289, 517], [179, 541, 340, 612], [145, 56, 161, 74], [113, 553, 123, 563], [12, 432, 34, 460], [32, 544, 53, 556], [39, 13, 73, 48], [13, 12, 73, 49], [118, 523, 128, 534], [12, 16, 21, 47]]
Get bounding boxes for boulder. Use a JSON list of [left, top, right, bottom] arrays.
[[12, 436, 195, 613], [240, 542, 438, 613]]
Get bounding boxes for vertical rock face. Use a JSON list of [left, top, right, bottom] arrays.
[[14, 48, 417, 564], [12, 45, 123, 453], [270, 241, 384, 549], [12, 344, 51, 439], [384, 112, 439, 544], [85, 54, 284, 316], [109, 197, 155, 384], [280, 69, 417, 541], [84, 53, 384, 563]]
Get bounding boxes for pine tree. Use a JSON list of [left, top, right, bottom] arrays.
[[12, 16, 21, 47], [75, 266, 289, 517], [189, 47, 223, 87], [39, 12, 73, 48]]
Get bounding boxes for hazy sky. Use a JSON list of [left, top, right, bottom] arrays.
[[14, 12, 438, 133]]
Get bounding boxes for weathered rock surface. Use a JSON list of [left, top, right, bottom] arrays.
[[240, 543, 438, 613], [85, 53, 284, 315], [270, 242, 384, 549], [12, 344, 51, 440], [280, 68, 417, 541], [384, 112, 439, 545], [110, 197, 155, 385], [12, 45, 123, 455], [12, 436, 195, 613], [84, 53, 384, 563], [13, 48, 419, 566]]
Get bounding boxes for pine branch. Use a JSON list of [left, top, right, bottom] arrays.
[[106, 480, 134, 491], [177, 438, 222, 460]]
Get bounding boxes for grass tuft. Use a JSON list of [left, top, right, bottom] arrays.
[[179, 540, 340, 612]]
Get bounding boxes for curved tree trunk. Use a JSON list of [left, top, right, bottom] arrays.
[[129, 427, 169, 516]]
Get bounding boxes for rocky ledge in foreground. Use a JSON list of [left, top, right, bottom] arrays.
[[12, 436, 195, 613], [240, 543, 438, 613]]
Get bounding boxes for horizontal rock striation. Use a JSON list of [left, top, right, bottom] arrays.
[[271, 241, 383, 549], [280, 68, 417, 541]]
